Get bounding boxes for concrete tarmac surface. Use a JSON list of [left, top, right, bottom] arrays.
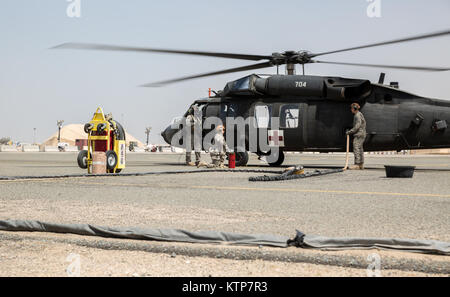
[[0, 152, 449, 276]]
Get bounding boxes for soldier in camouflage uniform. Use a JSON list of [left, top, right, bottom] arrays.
[[346, 103, 366, 170], [185, 105, 202, 166], [211, 125, 229, 167], [200, 125, 229, 168]]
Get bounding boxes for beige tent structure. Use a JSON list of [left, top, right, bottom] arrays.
[[42, 124, 145, 147]]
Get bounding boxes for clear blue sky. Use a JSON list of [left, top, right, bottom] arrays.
[[1, 0, 449, 143]]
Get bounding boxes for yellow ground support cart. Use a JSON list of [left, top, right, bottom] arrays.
[[77, 107, 126, 173]]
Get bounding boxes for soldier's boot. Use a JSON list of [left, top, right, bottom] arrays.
[[195, 152, 201, 166], [186, 154, 192, 166], [197, 161, 209, 168], [359, 163, 364, 170], [210, 158, 222, 168], [349, 164, 362, 170]]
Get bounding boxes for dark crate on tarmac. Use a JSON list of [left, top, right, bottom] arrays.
[[384, 165, 415, 178]]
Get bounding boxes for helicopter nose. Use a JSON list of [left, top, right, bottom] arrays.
[[161, 125, 175, 145]]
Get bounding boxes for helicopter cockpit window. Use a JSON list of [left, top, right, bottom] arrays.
[[280, 104, 299, 128], [233, 76, 251, 90], [255, 105, 271, 128], [171, 116, 182, 125]]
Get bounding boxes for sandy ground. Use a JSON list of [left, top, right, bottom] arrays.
[[0, 152, 449, 276], [0, 232, 447, 277]]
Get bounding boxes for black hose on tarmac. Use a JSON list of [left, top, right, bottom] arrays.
[[249, 167, 344, 182], [0, 168, 283, 181], [0, 166, 343, 182]]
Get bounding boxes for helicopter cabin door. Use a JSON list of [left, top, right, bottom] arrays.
[[278, 103, 303, 150], [252, 103, 273, 154]]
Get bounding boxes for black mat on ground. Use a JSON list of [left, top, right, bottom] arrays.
[[0, 220, 449, 255]]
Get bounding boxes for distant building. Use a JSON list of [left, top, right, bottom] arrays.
[[42, 124, 144, 147], [75, 139, 88, 150]]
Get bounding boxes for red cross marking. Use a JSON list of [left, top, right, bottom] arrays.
[[269, 130, 283, 146]]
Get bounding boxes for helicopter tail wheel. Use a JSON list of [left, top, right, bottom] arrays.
[[105, 150, 118, 171], [77, 150, 88, 169], [235, 151, 249, 167], [268, 150, 285, 167]]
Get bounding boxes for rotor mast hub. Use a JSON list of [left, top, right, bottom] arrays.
[[271, 50, 313, 75]]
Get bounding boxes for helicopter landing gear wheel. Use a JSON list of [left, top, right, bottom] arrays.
[[268, 150, 285, 167], [235, 151, 249, 167]]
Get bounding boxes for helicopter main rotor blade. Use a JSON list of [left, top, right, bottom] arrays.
[[53, 43, 272, 61], [314, 60, 450, 72], [141, 61, 273, 87], [311, 29, 450, 57]]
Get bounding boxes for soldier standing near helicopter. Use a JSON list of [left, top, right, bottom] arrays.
[[210, 125, 229, 167], [198, 125, 229, 168], [185, 105, 202, 166], [346, 103, 366, 170]]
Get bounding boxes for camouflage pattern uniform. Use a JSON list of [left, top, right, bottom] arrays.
[[185, 111, 201, 165], [347, 111, 366, 165], [209, 131, 229, 167]]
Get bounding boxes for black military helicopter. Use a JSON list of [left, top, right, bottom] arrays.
[[55, 30, 450, 166]]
